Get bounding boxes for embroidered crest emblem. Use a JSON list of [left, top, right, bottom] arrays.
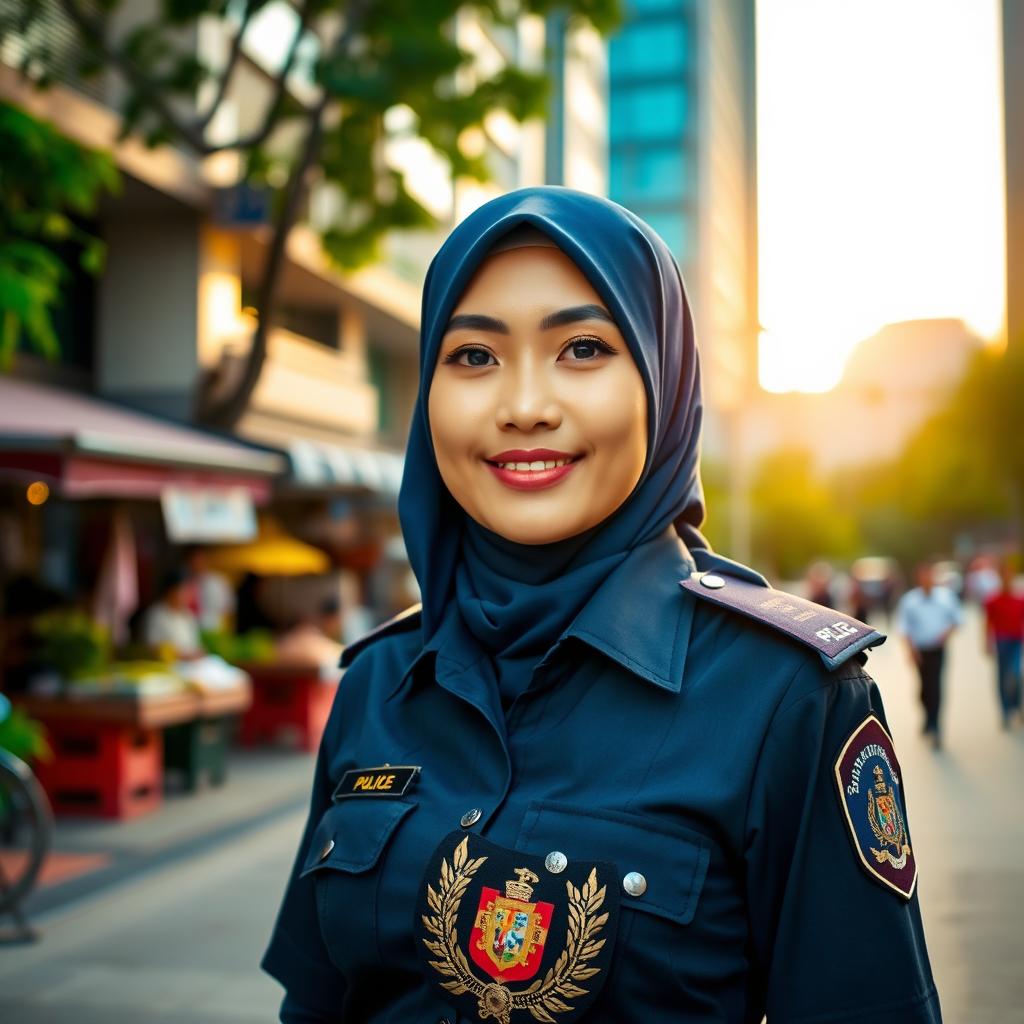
[[415, 831, 619, 1023], [471, 868, 554, 980], [834, 715, 917, 899]]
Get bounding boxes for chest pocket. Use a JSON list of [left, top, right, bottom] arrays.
[[516, 801, 710, 927], [300, 799, 417, 971]]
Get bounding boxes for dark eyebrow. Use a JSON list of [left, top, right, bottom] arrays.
[[539, 304, 615, 330], [445, 313, 510, 335]]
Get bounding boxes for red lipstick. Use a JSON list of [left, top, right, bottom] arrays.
[[485, 449, 581, 492]]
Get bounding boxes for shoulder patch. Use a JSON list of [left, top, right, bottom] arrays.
[[833, 715, 917, 899], [340, 603, 422, 669], [679, 571, 884, 670]]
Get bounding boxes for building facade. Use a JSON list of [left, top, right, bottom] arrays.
[[607, 0, 758, 455]]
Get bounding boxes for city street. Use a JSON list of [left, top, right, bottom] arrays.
[[0, 606, 1021, 1023]]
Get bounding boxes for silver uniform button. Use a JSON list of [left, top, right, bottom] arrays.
[[622, 871, 647, 897], [460, 808, 483, 828], [544, 851, 568, 874], [318, 838, 335, 861], [699, 573, 725, 589]]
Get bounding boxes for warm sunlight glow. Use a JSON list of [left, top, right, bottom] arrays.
[[757, 0, 1006, 393]]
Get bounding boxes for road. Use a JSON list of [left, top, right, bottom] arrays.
[[0, 606, 1020, 1023]]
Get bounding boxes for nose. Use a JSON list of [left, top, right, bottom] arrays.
[[494, 358, 562, 432]]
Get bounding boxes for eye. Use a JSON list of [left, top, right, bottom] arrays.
[[444, 346, 497, 367], [559, 336, 616, 362]]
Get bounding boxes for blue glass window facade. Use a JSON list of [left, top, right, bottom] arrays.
[[610, 149, 692, 204], [609, 21, 691, 78], [607, 0, 696, 263], [610, 85, 690, 141]]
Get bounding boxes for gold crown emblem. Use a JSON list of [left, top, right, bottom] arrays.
[[873, 765, 888, 793], [505, 868, 539, 902]]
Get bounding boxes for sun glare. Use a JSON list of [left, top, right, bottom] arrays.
[[756, 0, 1006, 393]]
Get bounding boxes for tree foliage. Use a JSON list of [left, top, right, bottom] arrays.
[[739, 341, 1024, 579], [2, 0, 618, 419], [748, 448, 860, 579], [852, 342, 1024, 562], [0, 100, 119, 368]]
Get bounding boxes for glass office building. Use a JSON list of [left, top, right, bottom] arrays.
[[609, 0, 698, 274], [608, 0, 758, 453]]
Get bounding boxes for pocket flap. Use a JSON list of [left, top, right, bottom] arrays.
[[300, 799, 416, 877], [517, 802, 710, 926]]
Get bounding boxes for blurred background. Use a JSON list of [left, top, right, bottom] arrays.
[[0, 1, 1021, 1021]]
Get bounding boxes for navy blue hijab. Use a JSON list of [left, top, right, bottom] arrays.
[[398, 187, 707, 701]]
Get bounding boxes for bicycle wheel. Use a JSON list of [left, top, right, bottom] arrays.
[[0, 749, 53, 915]]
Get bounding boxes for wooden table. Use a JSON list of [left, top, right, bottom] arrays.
[[19, 685, 251, 818]]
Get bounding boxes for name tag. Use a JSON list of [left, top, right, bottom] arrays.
[[332, 765, 420, 800]]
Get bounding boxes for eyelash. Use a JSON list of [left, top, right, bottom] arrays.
[[442, 335, 617, 366]]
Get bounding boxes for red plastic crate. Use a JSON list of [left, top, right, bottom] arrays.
[[34, 719, 163, 819], [239, 671, 335, 752]]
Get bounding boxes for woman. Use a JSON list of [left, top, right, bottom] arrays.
[[263, 188, 940, 1023]]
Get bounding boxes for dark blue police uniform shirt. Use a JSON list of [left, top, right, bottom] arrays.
[[262, 535, 941, 1023]]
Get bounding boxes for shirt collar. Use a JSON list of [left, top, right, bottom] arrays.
[[557, 529, 697, 694], [387, 598, 484, 701], [391, 528, 698, 699]]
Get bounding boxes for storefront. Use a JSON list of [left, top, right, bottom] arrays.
[[0, 377, 284, 687]]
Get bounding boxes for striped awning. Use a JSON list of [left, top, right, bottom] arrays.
[[286, 439, 405, 497]]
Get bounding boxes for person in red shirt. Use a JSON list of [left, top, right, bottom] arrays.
[[983, 562, 1024, 728]]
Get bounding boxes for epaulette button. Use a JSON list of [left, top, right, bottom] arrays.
[[699, 573, 726, 589]]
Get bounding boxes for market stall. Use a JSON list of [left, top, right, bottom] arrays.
[[0, 378, 282, 817], [203, 520, 342, 752]]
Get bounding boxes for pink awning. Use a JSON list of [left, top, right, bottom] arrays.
[[0, 378, 284, 500]]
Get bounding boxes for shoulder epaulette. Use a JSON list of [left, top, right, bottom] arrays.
[[679, 562, 885, 671], [340, 603, 422, 669]]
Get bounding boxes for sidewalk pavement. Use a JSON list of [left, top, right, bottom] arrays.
[[0, 806, 305, 1022], [23, 746, 317, 916], [869, 604, 1024, 1024], [0, 747, 316, 1022]]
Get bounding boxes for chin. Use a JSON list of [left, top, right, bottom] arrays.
[[481, 510, 592, 547]]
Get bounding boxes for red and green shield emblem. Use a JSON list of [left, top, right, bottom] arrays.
[[469, 869, 554, 981]]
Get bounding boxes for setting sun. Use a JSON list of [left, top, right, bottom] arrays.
[[757, 0, 1006, 393]]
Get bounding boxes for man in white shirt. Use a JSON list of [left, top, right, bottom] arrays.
[[142, 569, 203, 658], [895, 561, 963, 747]]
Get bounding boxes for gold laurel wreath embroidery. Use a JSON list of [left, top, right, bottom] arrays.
[[421, 836, 609, 1024]]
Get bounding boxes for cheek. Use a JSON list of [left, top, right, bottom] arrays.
[[427, 377, 487, 487], [586, 370, 648, 479]]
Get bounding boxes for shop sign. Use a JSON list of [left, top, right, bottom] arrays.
[[161, 486, 257, 542]]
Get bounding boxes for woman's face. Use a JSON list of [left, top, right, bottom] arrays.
[[428, 244, 648, 545]]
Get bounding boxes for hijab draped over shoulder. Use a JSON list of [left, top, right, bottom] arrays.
[[398, 187, 708, 702]]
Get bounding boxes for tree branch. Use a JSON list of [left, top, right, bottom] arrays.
[[226, 0, 318, 152], [56, 0, 317, 157], [193, 0, 257, 132], [55, 0, 213, 153], [199, 2, 369, 427]]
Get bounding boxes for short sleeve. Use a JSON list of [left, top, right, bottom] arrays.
[[745, 659, 941, 1024], [261, 708, 347, 1022]]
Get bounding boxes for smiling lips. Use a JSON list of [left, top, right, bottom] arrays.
[[485, 448, 581, 491]]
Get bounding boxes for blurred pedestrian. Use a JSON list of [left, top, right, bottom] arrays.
[[235, 571, 271, 634], [805, 560, 834, 606], [274, 596, 344, 674], [140, 568, 203, 659], [983, 562, 1024, 729], [849, 577, 870, 622], [896, 561, 963, 747]]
